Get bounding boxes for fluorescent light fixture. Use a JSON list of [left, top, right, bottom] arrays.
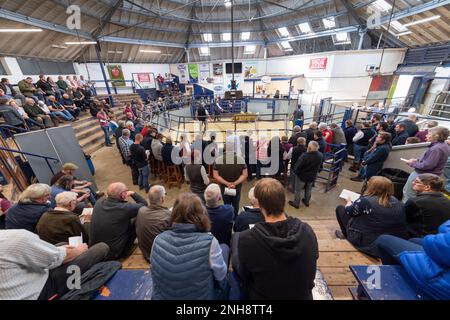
[[323, 17, 336, 29], [224, 0, 232, 7], [279, 41, 293, 51], [244, 45, 256, 54], [372, 0, 392, 12], [0, 28, 43, 33], [397, 31, 412, 36], [140, 49, 162, 53], [277, 27, 290, 37], [51, 44, 68, 49], [108, 50, 123, 54], [199, 47, 210, 56], [241, 31, 251, 41], [65, 41, 97, 45], [390, 20, 408, 32], [403, 15, 440, 27], [298, 22, 312, 34], [333, 32, 351, 44], [203, 33, 213, 42], [222, 32, 231, 41]]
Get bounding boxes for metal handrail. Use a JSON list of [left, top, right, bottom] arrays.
[[0, 146, 60, 175]]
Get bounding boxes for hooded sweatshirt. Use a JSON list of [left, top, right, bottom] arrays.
[[235, 216, 318, 300]]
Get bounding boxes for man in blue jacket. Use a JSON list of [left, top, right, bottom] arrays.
[[376, 220, 450, 300], [351, 132, 392, 185]]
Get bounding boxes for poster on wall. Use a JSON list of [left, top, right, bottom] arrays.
[[367, 75, 396, 100], [107, 65, 126, 87], [244, 61, 258, 78], [188, 64, 199, 84], [309, 58, 328, 70], [132, 73, 156, 89], [199, 63, 210, 84], [177, 64, 188, 84], [213, 63, 223, 84], [226, 75, 242, 90]]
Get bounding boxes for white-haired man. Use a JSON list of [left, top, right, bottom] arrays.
[[36, 192, 90, 245], [204, 184, 234, 246], [136, 185, 171, 261]]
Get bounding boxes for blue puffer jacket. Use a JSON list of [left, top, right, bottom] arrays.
[[400, 220, 450, 300], [151, 223, 215, 300]]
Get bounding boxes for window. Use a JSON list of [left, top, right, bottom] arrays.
[[203, 33, 213, 42], [323, 17, 336, 29], [199, 47, 210, 56], [372, 0, 392, 12], [244, 45, 256, 55], [17, 58, 76, 75], [298, 22, 312, 34], [0, 59, 7, 75], [277, 27, 290, 37], [333, 32, 351, 45], [279, 41, 293, 51], [222, 33, 231, 41], [241, 32, 251, 41]]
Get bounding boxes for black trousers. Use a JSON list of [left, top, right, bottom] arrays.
[[336, 205, 351, 238], [38, 243, 109, 300]]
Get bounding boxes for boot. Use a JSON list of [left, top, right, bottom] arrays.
[[348, 162, 360, 172]]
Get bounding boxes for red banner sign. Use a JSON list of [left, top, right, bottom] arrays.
[[137, 73, 151, 83], [309, 58, 328, 70]]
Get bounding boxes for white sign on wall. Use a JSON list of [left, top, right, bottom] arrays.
[[199, 63, 210, 84]]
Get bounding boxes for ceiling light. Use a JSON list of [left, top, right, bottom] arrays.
[[323, 17, 336, 29], [277, 27, 290, 37], [372, 0, 392, 12], [241, 32, 251, 41], [224, 0, 232, 7], [203, 33, 213, 42], [65, 41, 97, 45], [244, 45, 256, 54], [0, 28, 43, 33], [390, 21, 408, 32], [140, 49, 162, 53], [199, 47, 210, 56], [279, 41, 293, 51], [222, 33, 231, 41], [108, 50, 123, 54], [403, 15, 440, 27], [51, 44, 68, 49], [298, 22, 312, 34], [333, 32, 351, 45], [397, 31, 412, 36]]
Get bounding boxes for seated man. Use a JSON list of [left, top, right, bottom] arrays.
[[47, 95, 74, 122], [204, 184, 234, 246], [0, 78, 26, 104], [136, 186, 171, 261], [392, 123, 409, 146], [37, 192, 90, 245], [23, 98, 53, 128], [231, 178, 319, 300], [18, 77, 44, 102], [10, 99, 44, 129], [6, 184, 52, 232], [376, 220, 450, 300], [233, 187, 264, 232], [61, 93, 81, 120], [0, 229, 109, 300], [0, 97, 27, 129], [405, 174, 450, 237], [89, 182, 147, 260]]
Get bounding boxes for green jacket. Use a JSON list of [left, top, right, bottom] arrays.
[[56, 80, 69, 91], [23, 103, 45, 119], [18, 80, 36, 97]]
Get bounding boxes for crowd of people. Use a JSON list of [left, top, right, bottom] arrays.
[[0, 76, 93, 131], [1, 93, 450, 300]]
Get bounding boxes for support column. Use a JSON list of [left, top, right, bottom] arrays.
[[95, 43, 115, 107], [358, 29, 366, 50]]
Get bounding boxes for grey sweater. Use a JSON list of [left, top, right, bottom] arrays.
[[0, 230, 66, 300]]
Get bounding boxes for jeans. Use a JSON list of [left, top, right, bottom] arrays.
[[402, 171, 419, 204], [25, 118, 44, 129], [38, 243, 109, 300], [52, 110, 73, 121], [222, 186, 241, 219], [109, 122, 118, 135], [353, 144, 367, 163], [66, 108, 81, 119], [101, 126, 111, 145], [292, 176, 313, 206], [138, 165, 150, 192], [376, 234, 424, 265]]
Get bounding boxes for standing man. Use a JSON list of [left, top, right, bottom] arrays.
[[119, 129, 139, 186], [213, 137, 248, 217], [130, 134, 150, 193], [289, 141, 323, 209], [291, 104, 305, 129], [196, 102, 210, 133]]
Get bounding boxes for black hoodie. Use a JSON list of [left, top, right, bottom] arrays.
[[233, 216, 318, 300]]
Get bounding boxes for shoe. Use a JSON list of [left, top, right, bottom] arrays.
[[302, 199, 310, 207], [288, 201, 299, 209], [350, 176, 364, 182], [105, 144, 113, 147], [335, 230, 346, 239]]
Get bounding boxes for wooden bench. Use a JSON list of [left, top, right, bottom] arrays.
[[349, 265, 431, 300]]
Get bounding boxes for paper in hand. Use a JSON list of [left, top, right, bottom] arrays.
[[339, 189, 360, 202]]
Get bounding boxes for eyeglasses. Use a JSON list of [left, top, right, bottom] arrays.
[[412, 179, 425, 186]]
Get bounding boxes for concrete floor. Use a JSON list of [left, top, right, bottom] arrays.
[[91, 145, 363, 220]]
